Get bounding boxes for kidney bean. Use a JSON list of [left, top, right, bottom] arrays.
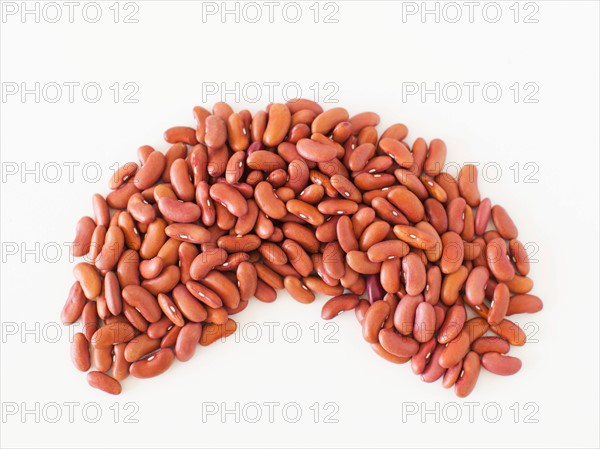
[[168, 158, 194, 201], [286, 98, 323, 115], [346, 250, 382, 275], [72, 263, 101, 300], [481, 352, 522, 376], [234, 261, 257, 301], [104, 271, 123, 315], [508, 239, 530, 275], [311, 107, 348, 135], [61, 281, 86, 324], [505, 274, 534, 294], [206, 306, 229, 324], [204, 115, 227, 149], [387, 188, 424, 222], [471, 336, 510, 355], [91, 322, 136, 348], [356, 126, 377, 146], [130, 348, 175, 378], [107, 181, 138, 210], [200, 319, 238, 346], [464, 266, 489, 306], [111, 343, 131, 381], [440, 265, 469, 305], [379, 328, 419, 358], [284, 276, 315, 304], [491, 205, 518, 240], [109, 162, 138, 190], [80, 301, 98, 341], [393, 294, 423, 335], [378, 258, 399, 294], [319, 294, 358, 320], [423, 266, 441, 305], [379, 138, 413, 168], [122, 285, 162, 323], [362, 300, 390, 343], [439, 318, 488, 368], [164, 126, 197, 145], [457, 164, 480, 207], [402, 253, 426, 296], [413, 302, 436, 343], [71, 333, 91, 372], [300, 277, 339, 298], [72, 216, 96, 257], [87, 371, 122, 395], [488, 282, 510, 325], [175, 323, 203, 362], [424, 139, 446, 176], [162, 143, 187, 183], [506, 294, 543, 315], [486, 237, 515, 282], [455, 351, 481, 397], [437, 304, 466, 344], [124, 333, 161, 363], [371, 343, 411, 364], [198, 271, 241, 309], [133, 151, 166, 190], [410, 338, 437, 375], [490, 319, 526, 346], [64, 101, 541, 397], [392, 225, 438, 251], [262, 103, 290, 147], [255, 263, 284, 290], [226, 113, 249, 152], [93, 345, 113, 372], [161, 324, 182, 348], [440, 231, 464, 275], [185, 281, 223, 308], [156, 293, 184, 327], [442, 361, 463, 389], [474, 197, 491, 235]]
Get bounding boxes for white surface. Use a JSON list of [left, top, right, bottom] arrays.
[[1, 1, 599, 448]]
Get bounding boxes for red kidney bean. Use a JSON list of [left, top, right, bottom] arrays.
[[481, 352, 522, 376], [71, 333, 91, 371], [475, 197, 491, 235], [402, 253, 426, 296], [130, 348, 175, 378], [486, 237, 515, 282], [63, 101, 540, 398], [437, 304, 466, 344], [61, 281, 86, 324], [175, 323, 203, 362], [421, 344, 446, 383], [87, 371, 122, 395], [411, 338, 437, 375], [454, 351, 481, 397], [457, 164, 480, 207], [471, 336, 510, 355], [491, 205, 518, 240], [506, 294, 543, 315]]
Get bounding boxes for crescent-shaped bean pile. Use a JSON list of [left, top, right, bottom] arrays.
[[63, 100, 543, 397]]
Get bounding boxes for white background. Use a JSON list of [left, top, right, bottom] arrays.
[[1, 1, 599, 448]]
